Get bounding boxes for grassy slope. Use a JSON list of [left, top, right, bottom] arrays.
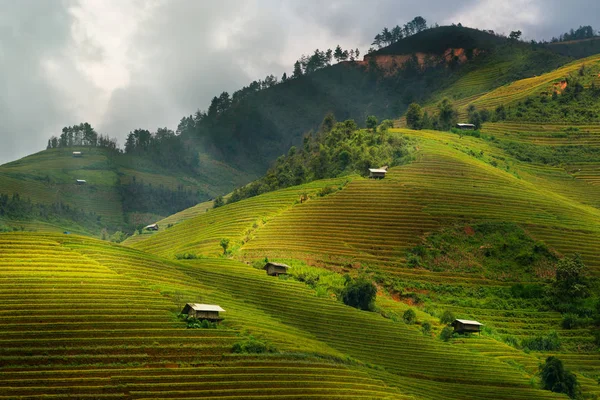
[[469, 54, 600, 111], [0, 232, 569, 400], [397, 53, 600, 126], [128, 126, 600, 397], [0, 147, 254, 234]]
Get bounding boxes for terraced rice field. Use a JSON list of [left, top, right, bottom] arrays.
[[483, 122, 600, 145], [482, 121, 600, 189], [0, 233, 406, 400], [0, 232, 570, 399], [470, 54, 600, 110], [0, 148, 125, 227], [130, 178, 350, 258], [437, 63, 514, 100], [235, 129, 600, 278], [124, 198, 224, 246]]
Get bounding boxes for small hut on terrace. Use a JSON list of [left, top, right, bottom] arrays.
[[264, 262, 290, 277], [75, 179, 87, 185], [456, 123, 476, 130], [369, 166, 388, 179], [181, 304, 225, 321], [72, 151, 83, 157], [144, 223, 159, 231], [451, 319, 483, 334]]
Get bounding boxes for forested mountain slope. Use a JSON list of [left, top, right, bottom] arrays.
[[177, 26, 574, 173]]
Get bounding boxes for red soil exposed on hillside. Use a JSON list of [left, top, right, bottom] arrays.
[[359, 48, 480, 76], [553, 80, 568, 93]]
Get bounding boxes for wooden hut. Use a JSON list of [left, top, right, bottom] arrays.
[[181, 304, 225, 321], [456, 123, 476, 130], [264, 262, 290, 276], [451, 319, 483, 334], [144, 223, 159, 231], [72, 151, 83, 157], [368, 166, 388, 179]]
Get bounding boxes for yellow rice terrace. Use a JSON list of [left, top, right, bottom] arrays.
[[2, 15, 600, 400]]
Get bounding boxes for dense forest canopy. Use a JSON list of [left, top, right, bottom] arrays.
[[47, 123, 118, 151], [0, 193, 101, 232], [222, 114, 413, 205], [550, 25, 598, 43]]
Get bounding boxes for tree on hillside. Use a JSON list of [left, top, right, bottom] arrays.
[[467, 105, 484, 130], [366, 115, 378, 132], [509, 30, 522, 41], [220, 238, 230, 255], [436, 98, 458, 130], [125, 133, 136, 153], [341, 278, 377, 311], [403, 309, 417, 324], [292, 61, 303, 79], [391, 25, 403, 43], [551, 25, 597, 42], [348, 49, 355, 61], [539, 356, 580, 399], [381, 27, 392, 46], [371, 17, 428, 49], [412, 16, 428, 33], [469, 112, 482, 130], [553, 254, 591, 302], [406, 103, 424, 129], [320, 112, 337, 133], [334, 45, 344, 62], [213, 196, 224, 208]]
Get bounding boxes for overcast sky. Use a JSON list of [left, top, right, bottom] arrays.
[[0, 0, 597, 165]]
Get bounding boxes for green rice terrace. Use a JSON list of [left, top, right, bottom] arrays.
[[2, 22, 600, 400], [124, 121, 600, 398], [2, 114, 600, 399], [0, 232, 582, 399]]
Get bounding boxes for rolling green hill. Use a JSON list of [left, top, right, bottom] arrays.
[[0, 147, 254, 236], [2, 25, 600, 400], [128, 120, 600, 398], [0, 232, 577, 399]]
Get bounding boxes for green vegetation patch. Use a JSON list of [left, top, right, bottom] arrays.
[[226, 115, 414, 204], [407, 222, 559, 280]]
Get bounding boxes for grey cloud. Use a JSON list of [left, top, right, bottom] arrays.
[[0, 0, 82, 164], [517, 0, 600, 40], [99, 0, 258, 137]]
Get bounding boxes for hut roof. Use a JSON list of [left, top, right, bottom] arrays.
[[187, 303, 225, 312], [264, 262, 290, 269], [456, 123, 476, 128], [145, 223, 158, 229], [76, 179, 87, 183], [454, 319, 483, 326], [72, 151, 82, 155], [368, 168, 388, 173]]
